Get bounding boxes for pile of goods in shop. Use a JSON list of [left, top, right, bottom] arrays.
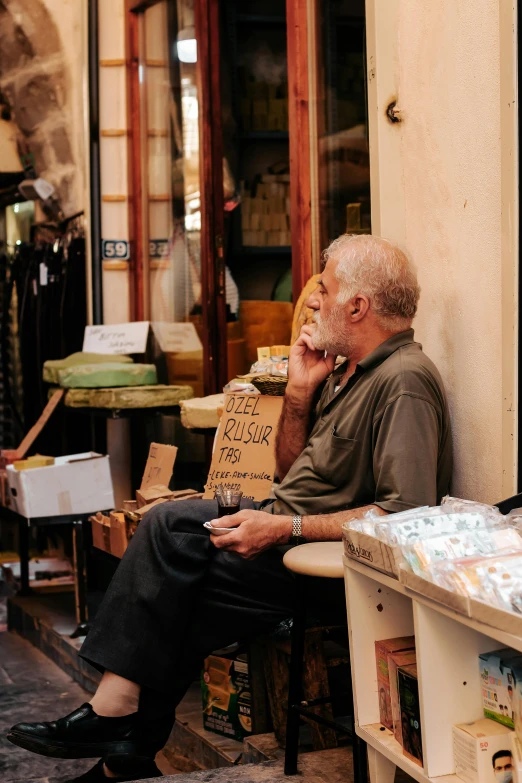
[[344, 496, 522, 616], [375, 633, 522, 778]]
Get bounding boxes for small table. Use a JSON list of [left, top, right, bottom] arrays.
[[0, 505, 110, 638]]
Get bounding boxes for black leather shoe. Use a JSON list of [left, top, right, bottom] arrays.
[[63, 757, 163, 781], [7, 704, 141, 759]]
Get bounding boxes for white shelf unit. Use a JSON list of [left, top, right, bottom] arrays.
[[343, 556, 521, 783]]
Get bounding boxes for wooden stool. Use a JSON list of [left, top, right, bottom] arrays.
[[282, 542, 368, 781]]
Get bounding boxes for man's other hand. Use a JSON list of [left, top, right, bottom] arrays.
[[288, 325, 335, 397], [208, 509, 292, 559]]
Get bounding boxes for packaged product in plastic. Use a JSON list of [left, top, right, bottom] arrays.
[[428, 549, 522, 596], [441, 496, 504, 522], [403, 528, 522, 577], [374, 509, 502, 547]]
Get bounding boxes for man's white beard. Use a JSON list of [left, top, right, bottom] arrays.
[[312, 307, 355, 357]]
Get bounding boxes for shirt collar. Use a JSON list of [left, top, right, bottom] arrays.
[[357, 328, 416, 371]]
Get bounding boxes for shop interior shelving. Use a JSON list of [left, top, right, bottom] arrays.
[[224, 0, 291, 302], [343, 556, 522, 783]]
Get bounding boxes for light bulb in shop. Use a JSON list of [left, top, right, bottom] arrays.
[[14, 203, 19, 212], [177, 27, 197, 63]]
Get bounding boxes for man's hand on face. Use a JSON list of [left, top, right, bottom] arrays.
[[288, 324, 335, 398], [208, 509, 292, 559]]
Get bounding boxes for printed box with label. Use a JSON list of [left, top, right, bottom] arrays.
[[201, 654, 252, 742], [7, 453, 114, 518], [398, 663, 423, 766], [480, 650, 522, 729], [389, 650, 417, 745], [375, 636, 416, 730], [453, 718, 514, 783]]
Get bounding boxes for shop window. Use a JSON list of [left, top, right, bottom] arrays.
[[309, 0, 371, 261]]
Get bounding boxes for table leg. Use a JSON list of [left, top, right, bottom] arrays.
[[71, 519, 89, 638], [18, 519, 31, 596], [367, 745, 396, 783]]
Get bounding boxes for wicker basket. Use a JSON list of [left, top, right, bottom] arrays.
[[251, 375, 288, 396]]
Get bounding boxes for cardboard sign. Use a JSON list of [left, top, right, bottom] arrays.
[[141, 442, 178, 490], [151, 322, 202, 353], [203, 395, 283, 501], [83, 322, 150, 355]]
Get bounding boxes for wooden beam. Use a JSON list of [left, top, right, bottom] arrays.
[[125, 1, 144, 320], [195, 0, 228, 395], [287, 0, 313, 302]]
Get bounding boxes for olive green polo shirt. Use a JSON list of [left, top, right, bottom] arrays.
[[273, 329, 452, 516]]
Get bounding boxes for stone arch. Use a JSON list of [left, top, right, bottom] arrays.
[[0, 0, 80, 217]]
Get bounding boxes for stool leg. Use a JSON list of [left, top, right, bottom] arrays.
[[284, 575, 306, 776]]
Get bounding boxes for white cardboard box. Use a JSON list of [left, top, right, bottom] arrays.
[[7, 453, 115, 518], [342, 524, 405, 578], [453, 718, 514, 783], [511, 732, 522, 783]]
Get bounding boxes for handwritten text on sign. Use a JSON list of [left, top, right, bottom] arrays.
[[83, 322, 150, 355], [203, 394, 284, 501]]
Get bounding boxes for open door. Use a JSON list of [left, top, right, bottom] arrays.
[[126, 0, 228, 395]]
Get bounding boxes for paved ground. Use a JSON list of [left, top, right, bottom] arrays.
[[0, 630, 96, 783], [0, 630, 184, 782]]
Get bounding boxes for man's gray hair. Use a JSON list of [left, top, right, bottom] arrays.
[[322, 234, 421, 331]]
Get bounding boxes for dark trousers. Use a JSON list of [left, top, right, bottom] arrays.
[[80, 499, 345, 754]]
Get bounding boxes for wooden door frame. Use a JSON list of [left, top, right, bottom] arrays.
[[125, 0, 227, 393], [287, 0, 314, 299]]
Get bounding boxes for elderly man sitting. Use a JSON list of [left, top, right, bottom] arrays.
[[8, 235, 452, 782]]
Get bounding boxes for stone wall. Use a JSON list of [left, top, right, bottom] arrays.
[[0, 0, 85, 217]]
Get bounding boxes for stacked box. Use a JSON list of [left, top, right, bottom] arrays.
[[480, 649, 522, 729], [375, 636, 415, 730], [389, 650, 417, 744], [201, 654, 252, 741], [241, 177, 291, 247], [398, 663, 423, 766], [453, 718, 514, 783]]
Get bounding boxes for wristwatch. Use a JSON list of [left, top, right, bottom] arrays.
[[289, 514, 307, 546]]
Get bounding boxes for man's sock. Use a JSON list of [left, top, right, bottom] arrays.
[[89, 671, 140, 718]]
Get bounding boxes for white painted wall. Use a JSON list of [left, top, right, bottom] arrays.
[[366, 0, 518, 503]]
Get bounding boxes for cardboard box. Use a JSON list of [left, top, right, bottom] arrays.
[[91, 512, 111, 552], [453, 718, 514, 783], [7, 452, 115, 518], [141, 443, 178, 491], [512, 664, 522, 742], [471, 599, 522, 639], [511, 731, 522, 783], [201, 654, 252, 741], [398, 663, 423, 766], [135, 485, 199, 509], [343, 524, 405, 578], [109, 512, 128, 559], [91, 512, 128, 558], [389, 650, 417, 745], [399, 567, 471, 616], [375, 636, 416, 730], [480, 650, 522, 729]]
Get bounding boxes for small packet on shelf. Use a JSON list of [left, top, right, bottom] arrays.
[[375, 509, 501, 547], [404, 528, 522, 577]]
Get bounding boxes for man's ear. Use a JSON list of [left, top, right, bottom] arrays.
[[350, 294, 370, 321]]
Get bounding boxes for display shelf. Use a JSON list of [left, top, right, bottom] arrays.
[[343, 556, 522, 783], [345, 556, 522, 653]]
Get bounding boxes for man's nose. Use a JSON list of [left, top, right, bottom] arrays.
[[305, 290, 320, 310]]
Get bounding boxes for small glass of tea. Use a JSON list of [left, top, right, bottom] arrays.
[[215, 488, 243, 517]]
